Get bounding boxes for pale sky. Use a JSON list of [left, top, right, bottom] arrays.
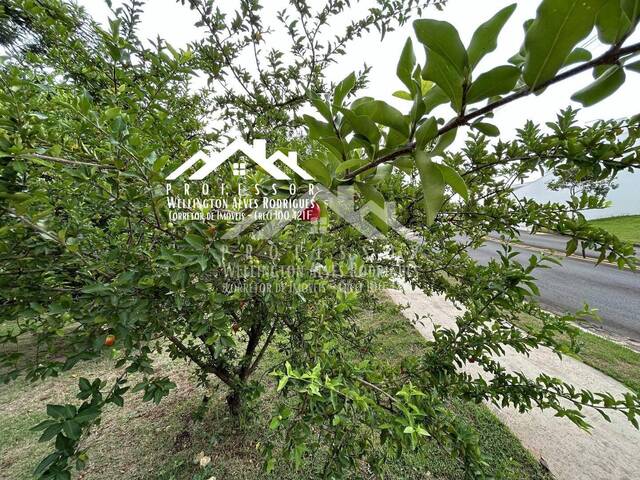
[[77, 0, 640, 142]]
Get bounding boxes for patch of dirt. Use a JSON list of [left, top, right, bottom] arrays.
[[173, 430, 192, 452]]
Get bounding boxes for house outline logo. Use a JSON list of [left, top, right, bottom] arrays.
[[166, 138, 313, 181]]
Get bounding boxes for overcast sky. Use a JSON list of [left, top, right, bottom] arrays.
[[78, 0, 640, 141]]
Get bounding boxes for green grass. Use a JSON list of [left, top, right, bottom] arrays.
[[0, 303, 551, 480], [516, 313, 640, 394], [589, 215, 640, 244]]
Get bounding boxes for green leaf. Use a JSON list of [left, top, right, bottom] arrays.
[[78, 90, 92, 115], [523, 0, 606, 90], [34, 452, 61, 477], [356, 182, 385, 207], [415, 150, 445, 226], [415, 117, 438, 150], [467, 4, 518, 70], [303, 115, 344, 159], [104, 107, 120, 120], [356, 182, 389, 233], [566, 238, 578, 256], [397, 38, 416, 92], [432, 128, 458, 155], [277, 376, 289, 392], [571, 66, 626, 106], [303, 115, 336, 141], [597, 0, 624, 44], [563, 47, 593, 66], [46, 404, 70, 420], [421, 79, 434, 95], [265, 457, 276, 474], [394, 155, 414, 173], [269, 416, 281, 430], [351, 100, 410, 137], [392, 90, 413, 101], [592, 64, 611, 79], [39, 423, 62, 442], [81, 282, 111, 295], [414, 19, 468, 75], [78, 377, 91, 391], [370, 163, 392, 185], [300, 156, 332, 186], [622, 0, 640, 24], [185, 233, 205, 249], [308, 91, 333, 122], [385, 128, 408, 149], [334, 157, 367, 177], [423, 85, 449, 113], [466, 65, 520, 104], [32, 420, 57, 432], [596, 0, 636, 44], [152, 154, 169, 173], [436, 164, 469, 201], [626, 60, 640, 73], [422, 48, 464, 111], [339, 107, 381, 144], [62, 420, 81, 440], [334, 72, 356, 107], [472, 122, 500, 136], [410, 88, 426, 123], [74, 407, 100, 424]]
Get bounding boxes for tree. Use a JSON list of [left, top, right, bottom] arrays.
[[1, 0, 640, 478], [548, 169, 619, 198], [545, 108, 620, 200]]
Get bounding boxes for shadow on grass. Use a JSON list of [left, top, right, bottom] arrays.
[[0, 302, 552, 480]]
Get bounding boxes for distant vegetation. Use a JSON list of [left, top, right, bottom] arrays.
[[590, 216, 640, 244]]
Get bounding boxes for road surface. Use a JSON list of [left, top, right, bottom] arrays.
[[469, 237, 640, 344]]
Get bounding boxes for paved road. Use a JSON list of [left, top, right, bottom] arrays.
[[469, 237, 640, 343]]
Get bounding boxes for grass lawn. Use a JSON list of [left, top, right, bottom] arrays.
[[589, 215, 640, 244], [516, 313, 640, 394], [0, 302, 552, 480]]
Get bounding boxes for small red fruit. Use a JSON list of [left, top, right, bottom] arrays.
[[104, 335, 116, 347], [300, 202, 321, 222]]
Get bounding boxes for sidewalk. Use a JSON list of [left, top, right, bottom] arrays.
[[504, 229, 639, 259], [386, 284, 640, 480]]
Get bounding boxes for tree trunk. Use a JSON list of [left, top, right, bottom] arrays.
[[226, 390, 243, 416]]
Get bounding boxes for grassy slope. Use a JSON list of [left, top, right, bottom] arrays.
[[0, 303, 551, 480], [589, 215, 640, 244], [517, 313, 640, 394]]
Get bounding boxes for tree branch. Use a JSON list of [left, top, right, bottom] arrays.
[[345, 41, 640, 179], [247, 319, 279, 376], [168, 334, 236, 387], [20, 153, 119, 170]]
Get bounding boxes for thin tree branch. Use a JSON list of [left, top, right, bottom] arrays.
[[20, 153, 119, 170], [345, 41, 640, 179], [247, 320, 279, 376]]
